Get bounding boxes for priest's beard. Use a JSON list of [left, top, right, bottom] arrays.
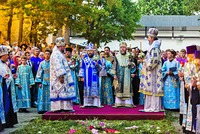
[[120, 50, 126, 55], [88, 53, 94, 58], [60, 49, 64, 53]]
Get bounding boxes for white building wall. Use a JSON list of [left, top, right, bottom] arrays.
[[100, 30, 200, 51], [47, 28, 200, 51], [100, 37, 200, 51]]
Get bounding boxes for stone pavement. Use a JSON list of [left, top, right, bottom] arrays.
[[1, 108, 39, 134], [171, 111, 184, 134]]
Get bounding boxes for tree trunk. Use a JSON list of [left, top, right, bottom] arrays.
[[64, 25, 70, 45], [30, 20, 38, 46], [7, 7, 13, 45], [18, 13, 24, 45]]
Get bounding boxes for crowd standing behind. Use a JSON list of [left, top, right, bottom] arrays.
[[0, 28, 200, 133]]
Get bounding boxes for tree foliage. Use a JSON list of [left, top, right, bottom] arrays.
[[138, 0, 192, 15], [73, 0, 141, 46], [184, 0, 200, 14], [1, 0, 141, 47]]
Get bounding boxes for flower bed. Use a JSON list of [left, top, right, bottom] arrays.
[[12, 115, 177, 134]]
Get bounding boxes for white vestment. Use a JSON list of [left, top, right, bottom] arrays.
[[50, 46, 76, 111]]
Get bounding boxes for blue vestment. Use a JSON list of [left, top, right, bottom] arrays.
[[35, 60, 50, 112], [69, 61, 80, 104], [50, 46, 76, 111], [98, 59, 114, 105], [0, 60, 18, 113], [15, 65, 35, 108], [79, 54, 101, 107], [162, 59, 180, 109], [138, 63, 144, 105], [0, 75, 5, 124]]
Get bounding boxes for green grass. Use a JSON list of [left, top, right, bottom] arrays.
[[11, 111, 179, 134]]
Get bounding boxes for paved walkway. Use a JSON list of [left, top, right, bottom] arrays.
[[171, 112, 184, 134], [1, 108, 39, 134]]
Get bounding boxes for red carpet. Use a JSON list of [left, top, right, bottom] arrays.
[[42, 105, 165, 120]]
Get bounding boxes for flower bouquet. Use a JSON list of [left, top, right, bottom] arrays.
[[93, 55, 99, 62], [128, 53, 134, 69], [138, 52, 145, 59], [99, 56, 107, 77]]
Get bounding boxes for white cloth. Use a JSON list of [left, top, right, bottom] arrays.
[[144, 95, 161, 112], [115, 97, 133, 107], [0, 61, 13, 88], [83, 98, 101, 107], [144, 68, 162, 112]]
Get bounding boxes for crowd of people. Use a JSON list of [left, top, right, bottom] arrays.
[[0, 28, 200, 133]]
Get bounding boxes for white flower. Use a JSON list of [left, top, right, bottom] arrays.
[[125, 126, 138, 130], [125, 127, 132, 130], [156, 127, 160, 129], [38, 131, 42, 134], [157, 130, 161, 133], [91, 129, 99, 134], [132, 126, 138, 129]]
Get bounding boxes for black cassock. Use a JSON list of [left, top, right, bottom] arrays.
[[0, 120, 4, 132], [131, 57, 140, 105], [191, 86, 200, 131]]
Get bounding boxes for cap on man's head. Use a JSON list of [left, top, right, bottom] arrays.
[[186, 45, 197, 54], [86, 43, 95, 51], [148, 28, 158, 37], [0, 45, 8, 56], [55, 37, 65, 46]]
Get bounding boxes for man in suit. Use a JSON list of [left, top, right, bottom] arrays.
[[25, 52, 36, 107], [25, 52, 35, 75]]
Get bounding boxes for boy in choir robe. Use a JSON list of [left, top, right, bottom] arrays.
[[162, 49, 180, 110], [15, 56, 35, 112], [138, 52, 145, 105], [98, 51, 114, 105], [0, 45, 18, 128], [35, 49, 51, 114], [65, 47, 80, 104]]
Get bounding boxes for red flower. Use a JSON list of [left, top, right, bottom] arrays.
[[89, 125, 94, 130], [68, 129, 76, 134], [180, 61, 185, 67], [105, 128, 116, 133]]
